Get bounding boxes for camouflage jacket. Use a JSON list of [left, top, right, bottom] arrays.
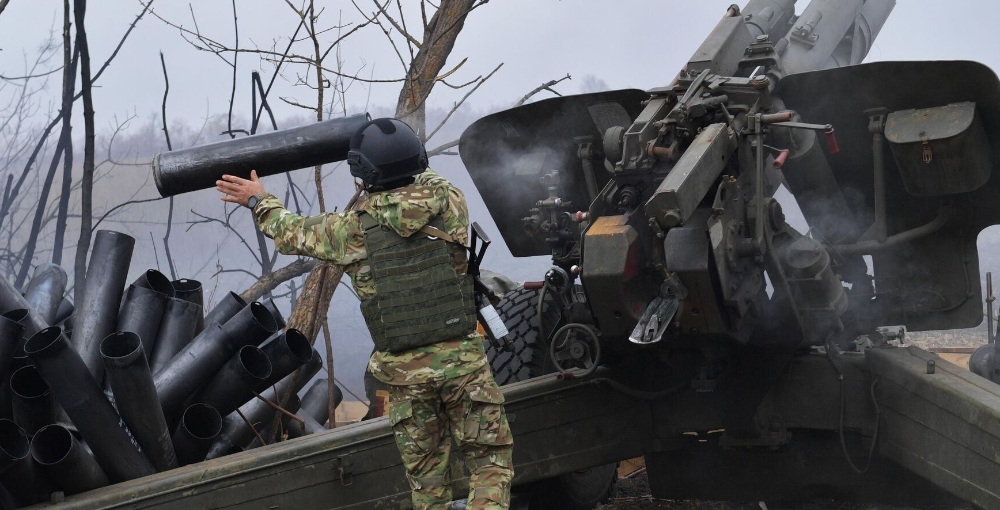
[[253, 169, 487, 385]]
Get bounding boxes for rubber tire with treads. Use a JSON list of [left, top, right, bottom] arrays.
[[487, 286, 617, 510], [488, 286, 561, 385]]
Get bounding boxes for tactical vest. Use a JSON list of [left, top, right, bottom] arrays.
[[358, 212, 478, 353]]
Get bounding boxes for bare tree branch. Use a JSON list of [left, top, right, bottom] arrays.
[[0, 66, 64, 81], [240, 258, 318, 303], [226, 0, 239, 140], [52, 40, 80, 265], [92, 0, 154, 83], [395, 0, 480, 136], [427, 72, 572, 158], [514, 73, 572, 107], [427, 138, 459, 158], [72, 0, 96, 307], [374, 0, 420, 48], [160, 51, 177, 279], [425, 61, 501, 142], [93, 197, 164, 231]]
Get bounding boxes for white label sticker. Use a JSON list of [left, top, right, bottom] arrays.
[[709, 221, 724, 249]]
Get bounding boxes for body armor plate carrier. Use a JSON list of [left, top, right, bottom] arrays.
[[358, 212, 477, 353]]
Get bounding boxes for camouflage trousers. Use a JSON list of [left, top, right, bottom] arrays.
[[387, 363, 514, 510]]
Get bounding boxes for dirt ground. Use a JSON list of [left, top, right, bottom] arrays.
[[597, 470, 969, 510]]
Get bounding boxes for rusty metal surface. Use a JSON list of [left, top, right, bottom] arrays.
[[581, 216, 651, 337]]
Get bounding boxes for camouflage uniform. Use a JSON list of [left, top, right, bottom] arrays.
[[254, 169, 514, 510]]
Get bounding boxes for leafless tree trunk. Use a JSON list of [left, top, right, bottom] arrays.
[[15, 0, 78, 286], [51, 1, 79, 267], [395, 0, 479, 137], [72, 0, 96, 306]]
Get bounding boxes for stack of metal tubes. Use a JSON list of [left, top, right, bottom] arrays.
[[0, 230, 342, 507]]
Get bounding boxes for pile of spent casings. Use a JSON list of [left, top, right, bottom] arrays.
[[0, 229, 341, 506]]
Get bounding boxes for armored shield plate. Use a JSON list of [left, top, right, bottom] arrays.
[[776, 61, 1000, 331], [460, 89, 649, 257]]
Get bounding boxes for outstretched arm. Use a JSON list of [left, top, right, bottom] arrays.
[[216, 172, 366, 265]]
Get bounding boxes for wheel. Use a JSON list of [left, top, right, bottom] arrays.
[[488, 286, 562, 385], [488, 285, 617, 509]]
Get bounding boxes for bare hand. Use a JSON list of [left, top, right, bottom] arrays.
[[217, 170, 265, 207]]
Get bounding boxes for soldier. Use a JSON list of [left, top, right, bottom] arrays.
[[215, 117, 514, 510]]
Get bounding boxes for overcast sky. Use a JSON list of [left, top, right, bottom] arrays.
[[3, 0, 999, 130]]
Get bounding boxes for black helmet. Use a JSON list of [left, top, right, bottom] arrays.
[[347, 118, 428, 186]]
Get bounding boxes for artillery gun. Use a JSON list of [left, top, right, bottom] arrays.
[[461, 0, 1000, 506], [27, 1, 1000, 509]]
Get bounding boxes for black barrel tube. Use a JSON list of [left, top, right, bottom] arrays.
[[152, 113, 371, 197], [205, 383, 293, 460], [202, 291, 246, 330], [205, 357, 323, 460], [247, 394, 302, 449], [73, 230, 135, 382], [259, 329, 312, 388], [23, 264, 67, 325], [153, 323, 229, 423], [171, 278, 204, 334], [131, 269, 175, 298], [10, 365, 58, 437], [53, 297, 74, 325], [0, 457, 58, 507], [0, 313, 27, 421], [30, 424, 109, 495], [303, 348, 322, 386], [172, 403, 222, 466], [219, 301, 278, 350], [58, 313, 74, 339], [24, 327, 155, 482], [117, 284, 169, 358], [0, 419, 28, 475], [0, 313, 23, 381], [148, 297, 201, 375], [0, 419, 59, 506], [155, 303, 277, 421], [101, 331, 177, 472], [262, 299, 286, 330], [193, 345, 271, 417], [299, 377, 343, 426], [0, 279, 47, 339], [3, 311, 32, 412], [284, 412, 326, 439]]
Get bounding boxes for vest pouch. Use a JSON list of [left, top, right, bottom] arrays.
[[885, 101, 991, 197], [359, 211, 478, 354]]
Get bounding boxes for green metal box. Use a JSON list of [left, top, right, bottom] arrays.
[[885, 101, 991, 196]]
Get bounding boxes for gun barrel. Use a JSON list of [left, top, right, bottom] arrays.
[[152, 113, 371, 197], [743, 0, 797, 40], [779, 0, 897, 75]]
